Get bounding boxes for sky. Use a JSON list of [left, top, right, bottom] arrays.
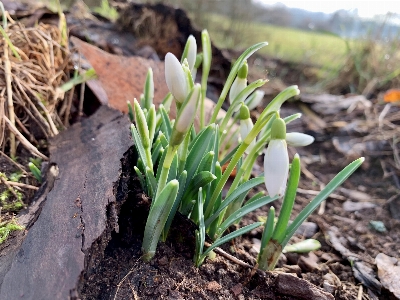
[[256, 1, 399, 18]]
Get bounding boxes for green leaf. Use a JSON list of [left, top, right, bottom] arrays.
[[147, 105, 156, 147], [205, 176, 264, 225], [159, 105, 172, 140], [260, 206, 276, 251], [28, 162, 42, 183], [272, 154, 300, 244], [181, 171, 217, 215], [194, 188, 206, 266], [198, 222, 263, 265], [185, 125, 215, 186], [131, 124, 148, 169], [215, 194, 278, 239], [220, 144, 240, 166], [142, 180, 179, 261], [210, 41, 268, 124], [134, 166, 146, 192], [146, 167, 157, 200], [162, 171, 188, 241], [282, 157, 364, 246], [167, 152, 178, 182]]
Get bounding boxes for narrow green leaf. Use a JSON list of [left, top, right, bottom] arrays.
[[181, 171, 217, 215], [220, 144, 240, 166], [134, 166, 146, 192], [167, 152, 178, 182], [185, 125, 215, 186], [159, 105, 172, 140], [131, 124, 148, 170], [194, 188, 206, 266], [142, 180, 179, 261], [146, 167, 157, 200], [28, 162, 42, 183], [272, 154, 301, 244], [215, 194, 278, 238], [205, 176, 264, 225], [199, 222, 263, 263], [147, 104, 156, 147], [282, 157, 364, 246], [210, 41, 268, 124], [259, 206, 275, 252], [162, 170, 188, 241]]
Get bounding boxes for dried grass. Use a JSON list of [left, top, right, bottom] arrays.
[[0, 14, 72, 159]]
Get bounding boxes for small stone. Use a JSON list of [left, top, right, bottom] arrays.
[[205, 280, 222, 291], [295, 222, 319, 238]]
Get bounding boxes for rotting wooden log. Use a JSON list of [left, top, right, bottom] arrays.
[[0, 106, 132, 299]]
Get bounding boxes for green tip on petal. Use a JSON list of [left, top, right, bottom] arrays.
[[270, 118, 286, 140], [238, 104, 250, 120], [238, 61, 248, 79]]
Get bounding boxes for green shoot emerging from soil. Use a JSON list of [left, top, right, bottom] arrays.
[[129, 31, 364, 269]]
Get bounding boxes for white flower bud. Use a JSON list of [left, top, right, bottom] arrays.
[[240, 118, 256, 154], [186, 35, 197, 71], [286, 132, 314, 147], [175, 84, 201, 133], [165, 52, 188, 103], [264, 139, 289, 197]]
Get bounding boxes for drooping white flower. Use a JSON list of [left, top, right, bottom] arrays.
[[264, 118, 289, 197], [286, 132, 314, 147], [229, 61, 248, 111], [238, 104, 255, 154], [264, 139, 289, 197], [165, 52, 188, 103], [245, 90, 265, 110]]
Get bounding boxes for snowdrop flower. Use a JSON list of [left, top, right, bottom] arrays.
[[245, 90, 265, 110], [171, 84, 201, 146], [229, 61, 248, 111], [264, 118, 289, 197], [165, 52, 189, 103], [286, 132, 314, 147], [183, 35, 197, 72], [238, 105, 255, 153]]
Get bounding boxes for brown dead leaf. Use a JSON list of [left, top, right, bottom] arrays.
[[71, 36, 169, 114], [376, 253, 400, 299]]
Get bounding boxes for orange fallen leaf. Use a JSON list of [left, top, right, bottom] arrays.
[[384, 89, 400, 103]]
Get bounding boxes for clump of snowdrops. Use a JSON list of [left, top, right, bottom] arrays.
[[129, 31, 364, 270]]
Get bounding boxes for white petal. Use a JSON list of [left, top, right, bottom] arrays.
[[165, 52, 188, 103], [175, 84, 201, 133], [186, 35, 197, 71], [229, 77, 247, 111], [240, 118, 255, 153], [264, 139, 289, 197], [286, 132, 314, 147], [246, 90, 265, 110]]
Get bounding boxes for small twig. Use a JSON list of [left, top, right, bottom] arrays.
[[63, 87, 75, 126], [0, 150, 27, 174], [78, 81, 85, 120], [4, 115, 48, 160], [204, 241, 263, 275], [296, 188, 345, 200], [4, 43, 16, 158], [4, 181, 39, 190], [0, 175, 19, 199]]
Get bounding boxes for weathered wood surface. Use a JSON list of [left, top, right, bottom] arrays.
[[0, 106, 132, 299]]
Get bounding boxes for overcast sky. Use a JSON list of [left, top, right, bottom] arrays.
[[255, 1, 399, 18]]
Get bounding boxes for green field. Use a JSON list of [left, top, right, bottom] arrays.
[[204, 13, 348, 69]]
